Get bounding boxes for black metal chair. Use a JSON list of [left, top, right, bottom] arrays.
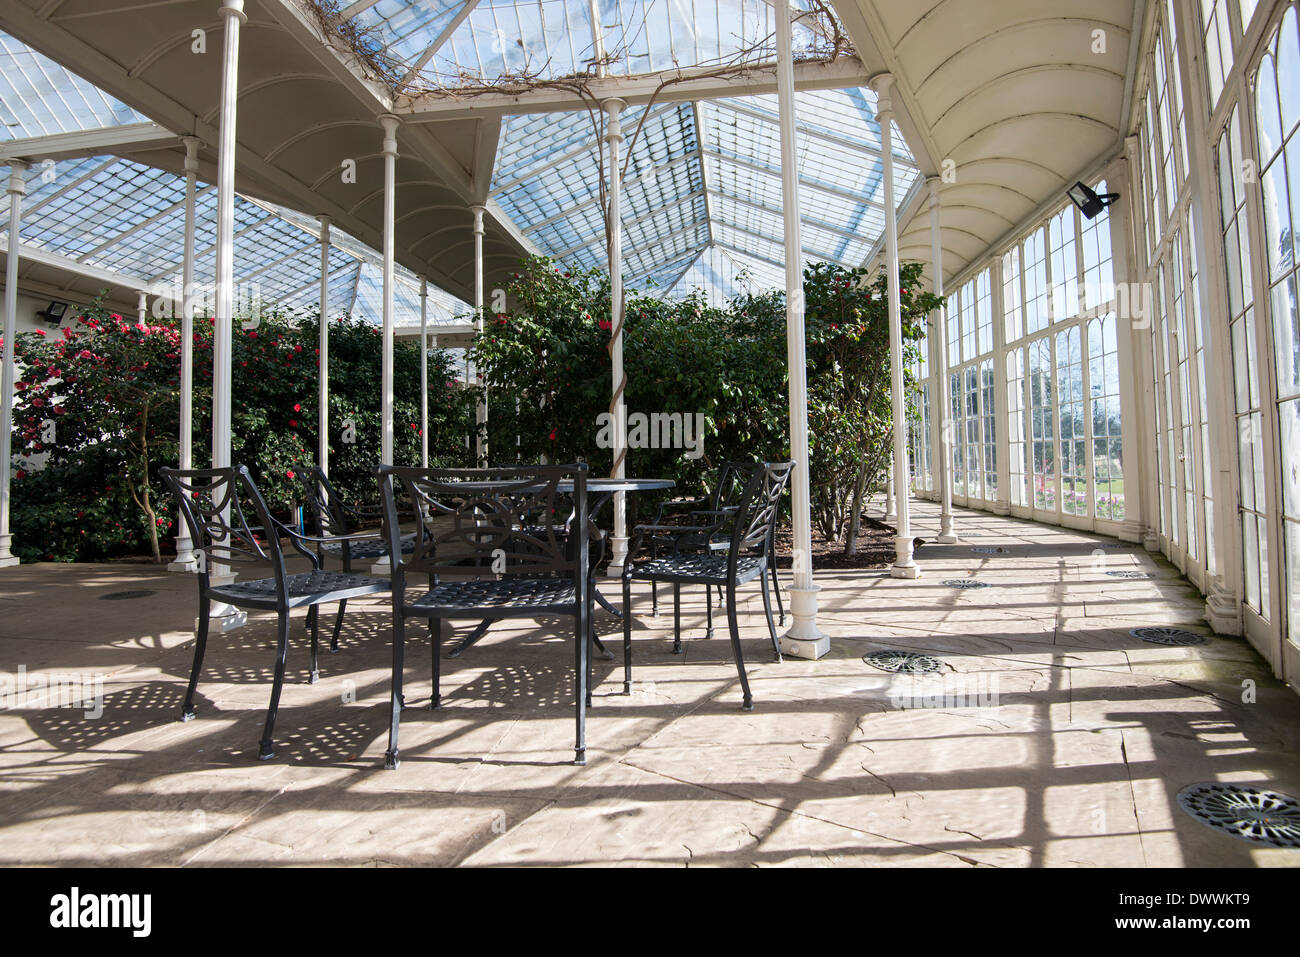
[[299, 466, 415, 651], [161, 465, 391, 760], [621, 462, 794, 711], [647, 461, 786, 631], [377, 464, 593, 769]]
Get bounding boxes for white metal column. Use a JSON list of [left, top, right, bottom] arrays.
[[776, 0, 826, 657], [207, 0, 247, 630], [318, 215, 331, 477], [380, 113, 399, 466], [603, 97, 631, 575], [470, 204, 486, 466], [873, 73, 918, 579], [168, 137, 200, 571], [930, 177, 957, 543], [419, 276, 429, 468], [0, 161, 27, 568]]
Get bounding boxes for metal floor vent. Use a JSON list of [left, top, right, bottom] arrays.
[[862, 650, 943, 674], [944, 579, 990, 589], [1106, 570, 1152, 579], [1130, 626, 1209, 646], [1177, 783, 1300, 848], [100, 590, 155, 601]]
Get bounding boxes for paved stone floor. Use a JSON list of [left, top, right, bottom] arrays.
[[1, 499, 1298, 866]]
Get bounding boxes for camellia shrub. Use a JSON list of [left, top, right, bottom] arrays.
[[470, 256, 941, 549], [8, 301, 471, 563]]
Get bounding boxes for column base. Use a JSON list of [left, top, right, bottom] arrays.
[[1205, 579, 1242, 636], [890, 562, 921, 579], [935, 533, 958, 544], [883, 512, 897, 525], [605, 535, 630, 578], [937, 511, 956, 544], [1142, 530, 1160, 552], [779, 583, 828, 659], [369, 555, 391, 577], [169, 534, 197, 572], [0, 533, 19, 567], [992, 499, 1010, 516], [1119, 520, 1144, 544]]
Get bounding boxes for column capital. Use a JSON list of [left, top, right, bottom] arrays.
[[926, 175, 942, 197], [869, 72, 895, 118], [419, 275, 428, 297], [378, 113, 400, 154], [218, 0, 247, 24], [603, 98, 627, 142], [470, 203, 486, 233], [182, 135, 201, 172], [6, 160, 27, 196]]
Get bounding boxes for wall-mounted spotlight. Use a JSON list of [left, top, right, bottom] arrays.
[[1067, 181, 1120, 220], [39, 300, 69, 325]]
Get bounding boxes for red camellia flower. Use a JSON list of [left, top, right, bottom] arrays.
[[289, 419, 298, 428], [293, 403, 301, 412], [548, 430, 556, 441], [286, 470, 295, 480]]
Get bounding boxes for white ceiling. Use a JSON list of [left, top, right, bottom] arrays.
[[833, 0, 1137, 285]]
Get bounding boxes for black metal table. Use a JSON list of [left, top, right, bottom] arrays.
[[446, 476, 675, 658]]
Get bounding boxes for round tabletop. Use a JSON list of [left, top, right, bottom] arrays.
[[585, 478, 675, 493]]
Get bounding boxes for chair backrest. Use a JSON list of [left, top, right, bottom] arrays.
[[377, 464, 589, 585], [726, 462, 795, 568], [711, 462, 751, 512], [300, 466, 351, 538], [161, 466, 286, 590]]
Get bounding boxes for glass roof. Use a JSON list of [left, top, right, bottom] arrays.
[[0, 152, 469, 327], [0, 31, 143, 140], [492, 84, 918, 298], [343, 0, 830, 90]]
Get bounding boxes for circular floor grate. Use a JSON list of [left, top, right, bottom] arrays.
[[971, 546, 1007, 555], [1106, 570, 1153, 579], [1177, 783, 1300, 848], [862, 650, 943, 674], [100, 590, 156, 601], [944, 578, 991, 589], [1129, 626, 1209, 646]]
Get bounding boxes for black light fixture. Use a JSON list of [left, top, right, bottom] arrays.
[[39, 300, 69, 325], [1068, 181, 1120, 220]]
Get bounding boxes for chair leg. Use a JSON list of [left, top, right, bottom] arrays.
[[429, 618, 441, 710], [672, 583, 683, 654], [258, 611, 292, 760], [308, 605, 321, 684], [385, 611, 406, 770], [725, 583, 753, 711], [704, 584, 715, 640], [330, 598, 347, 653], [622, 576, 633, 694], [181, 596, 211, 721], [586, 588, 596, 708], [771, 562, 786, 626], [760, 565, 782, 663], [574, 607, 589, 766], [651, 580, 659, 617]]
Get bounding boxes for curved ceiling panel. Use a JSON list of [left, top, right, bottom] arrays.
[[835, 0, 1134, 285]]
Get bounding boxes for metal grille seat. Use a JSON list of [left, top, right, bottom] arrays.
[[622, 462, 794, 711], [160, 465, 391, 761], [378, 464, 593, 770]]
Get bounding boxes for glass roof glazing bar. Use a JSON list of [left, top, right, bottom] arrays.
[[76, 185, 217, 263], [20, 157, 119, 217], [340, 0, 385, 20], [237, 240, 322, 283], [702, 146, 885, 208], [397, 0, 485, 90], [692, 101, 715, 247], [550, 187, 706, 258], [517, 149, 695, 234], [708, 186, 870, 243]]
